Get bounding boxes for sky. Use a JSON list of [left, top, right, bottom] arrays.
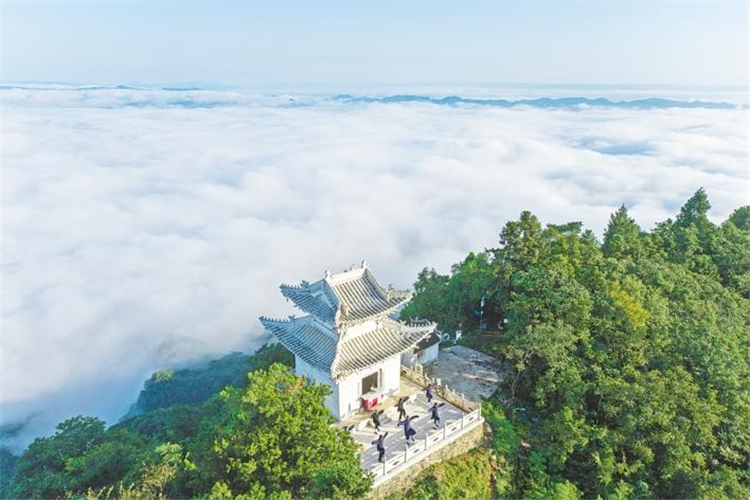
[[1, 1, 749, 450], [1, 1, 749, 87]]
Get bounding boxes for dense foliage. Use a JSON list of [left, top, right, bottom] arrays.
[[386, 449, 495, 500], [8, 190, 748, 498], [403, 190, 749, 498], [129, 344, 294, 415], [210, 365, 370, 499], [7, 346, 370, 499], [0, 447, 19, 498]]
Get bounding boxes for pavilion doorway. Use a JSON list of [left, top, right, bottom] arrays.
[[362, 371, 379, 394]]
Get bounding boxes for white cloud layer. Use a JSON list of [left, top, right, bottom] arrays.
[[1, 87, 748, 448]]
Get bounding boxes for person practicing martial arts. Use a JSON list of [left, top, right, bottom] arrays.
[[372, 432, 389, 463], [425, 384, 435, 404], [371, 409, 384, 433], [396, 396, 408, 420], [398, 414, 419, 444], [429, 402, 446, 428]]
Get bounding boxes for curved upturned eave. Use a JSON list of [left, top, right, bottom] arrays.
[[259, 316, 338, 374], [330, 320, 436, 380], [279, 284, 336, 323]]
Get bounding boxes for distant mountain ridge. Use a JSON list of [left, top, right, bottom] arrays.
[[0, 83, 743, 110], [332, 94, 739, 109]]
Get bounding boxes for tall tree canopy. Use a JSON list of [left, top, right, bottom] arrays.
[[210, 364, 370, 499], [7, 189, 748, 499], [405, 190, 750, 498], [7, 348, 370, 499]]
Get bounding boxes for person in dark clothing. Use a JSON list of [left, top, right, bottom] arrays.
[[398, 415, 419, 444], [425, 384, 434, 403], [371, 409, 384, 433], [372, 432, 389, 462], [396, 396, 407, 420], [429, 402, 446, 428]]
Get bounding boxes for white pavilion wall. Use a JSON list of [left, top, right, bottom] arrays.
[[294, 353, 404, 420], [337, 353, 402, 419], [401, 344, 440, 368], [381, 354, 401, 396], [337, 374, 362, 419], [418, 343, 440, 365], [295, 356, 339, 419]]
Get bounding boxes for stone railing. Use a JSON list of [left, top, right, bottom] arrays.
[[369, 406, 483, 484], [399, 365, 479, 413]]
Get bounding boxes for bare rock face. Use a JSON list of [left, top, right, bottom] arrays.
[[424, 346, 507, 401]]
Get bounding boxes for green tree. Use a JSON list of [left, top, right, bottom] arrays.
[[717, 211, 750, 297], [602, 205, 642, 259], [211, 364, 370, 498], [12, 416, 108, 498], [498, 211, 546, 269], [444, 252, 495, 329], [63, 428, 148, 491], [727, 205, 750, 231], [404, 192, 749, 498], [400, 267, 452, 328], [85, 442, 193, 500], [0, 447, 19, 499], [675, 187, 711, 228], [131, 344, 293, 414], [492, 211, 548, 324]]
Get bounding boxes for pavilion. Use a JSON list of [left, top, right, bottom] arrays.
[[260, 262, 437, 420]]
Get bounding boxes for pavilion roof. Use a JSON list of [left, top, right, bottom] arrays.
[[280, 264, 410, 326], [280, 280, 337, 323], [260, 316, 337, 371], [333, 319, 436, 378], [260, 314, 436, 380]]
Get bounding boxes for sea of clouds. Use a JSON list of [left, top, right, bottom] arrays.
[[2, 85, 748, 449]]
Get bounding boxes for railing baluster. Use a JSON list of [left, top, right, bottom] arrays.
[[372, 366, 488, 485]]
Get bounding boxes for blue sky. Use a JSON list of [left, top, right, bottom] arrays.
[[2, 1, 748, 86]]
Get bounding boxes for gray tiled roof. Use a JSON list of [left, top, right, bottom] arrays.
[[416, 330, 442, 350], [259, 316, 337, 372], [280, 265, 410, 326], [329, 268, 409, 323], [333, 319, 436, 378], [261, 316, 435, 379], [280, 281, 336, 322], [408, 318, 443, 350], [261, 265, 436, 380]]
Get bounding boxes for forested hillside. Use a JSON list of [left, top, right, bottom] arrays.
[[5, 344, 370, 499], [5, 189, 747, 499], [128, 346, 294, 415], [402, 189, 749, 498]]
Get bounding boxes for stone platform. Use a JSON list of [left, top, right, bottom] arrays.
[[341, 374, 484, 487]]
